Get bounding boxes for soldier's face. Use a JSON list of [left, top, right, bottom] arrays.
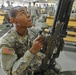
[[15, 7, 32, 28]]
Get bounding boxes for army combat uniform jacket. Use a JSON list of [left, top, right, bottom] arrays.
[[0, 27, 45, 75]]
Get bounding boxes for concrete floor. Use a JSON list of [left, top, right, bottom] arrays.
[[56, 50, 76, 72]]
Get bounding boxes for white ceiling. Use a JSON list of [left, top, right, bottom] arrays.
[[24, 0, 76, 3], [39, 0, 56, 3], [21, 0, 57, 3], [39, 0, 76, 3]]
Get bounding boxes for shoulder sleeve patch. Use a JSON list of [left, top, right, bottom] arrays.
[[2, 47, 14, 55]]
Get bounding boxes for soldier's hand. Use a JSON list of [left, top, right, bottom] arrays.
[[30, 35, 43, 54]]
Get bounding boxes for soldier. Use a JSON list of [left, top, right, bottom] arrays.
[[28, 2, 31, 15], [45, 4, 51, 14], [6, 1, 13, 11], [4, 1, 13, 24], [30, 2, 39, 26], [0, 6, 45, 75], [36, 4, 41, 18], [38, 4, 42, 17]]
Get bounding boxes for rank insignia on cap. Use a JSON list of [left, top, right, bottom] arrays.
[[2, 47, 14, 55]]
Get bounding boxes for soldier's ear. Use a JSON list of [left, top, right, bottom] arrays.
[[10, 18, 16, 23]]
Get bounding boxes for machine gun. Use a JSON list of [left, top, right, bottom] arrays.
[[38, 0, 74, 74]]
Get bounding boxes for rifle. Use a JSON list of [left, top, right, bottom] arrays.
[[38, 0, 74, 74]]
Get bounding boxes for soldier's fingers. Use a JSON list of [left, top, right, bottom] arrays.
[[35, 35, 43, 41], [38, 38, 43, 42], [36, 39, 43, 45], [35, 40, 43, 45], [38, 40, 43, 45], [39, 44, 43, 48]]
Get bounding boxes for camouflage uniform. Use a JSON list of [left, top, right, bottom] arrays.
[[30, 5, 38, 25], [28, 4, 31, 15], [0, 27, 45, 75]]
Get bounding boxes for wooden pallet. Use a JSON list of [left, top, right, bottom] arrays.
[[0, 16, 4, 24], [67, 31, 76, 35], [64, 36, 76, 43], [44, 29, 76, 43], [46, 16, 76, 43], [46, 16, 76, 28]]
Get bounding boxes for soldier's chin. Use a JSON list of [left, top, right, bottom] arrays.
[[28, 24, 32, 28]]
